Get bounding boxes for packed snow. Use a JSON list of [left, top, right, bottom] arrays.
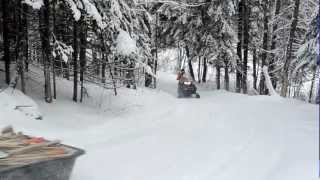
[[0, 71, 318, 180]]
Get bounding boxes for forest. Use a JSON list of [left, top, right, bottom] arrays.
[[0, 0, 318, 103]]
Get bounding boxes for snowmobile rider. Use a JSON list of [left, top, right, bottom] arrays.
[[176, 69, 188, 83]]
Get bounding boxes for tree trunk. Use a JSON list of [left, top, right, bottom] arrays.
[[216, 65, 221, 90], [281, 0, 300, 97], [101, 51, 106, 83], [16, 0, 26, 93], [40, 0, 52, 103], [308, 66, 317, 103], [176, 45, 182, 72], [252, 49, 257, 90], [259, 0, 270, 95], [154, 51, 158, 88], [242, 0, 249, 94], [52, 0, 57, 99], [93, 47, 100, 76], [73, 20, 79, 102], [198, 56, 201, 83], [21, 3, 28, 93], [269, 0, 281, 89], [66, 62, 70, 80], [154, 13, 159, 88], [79, 16, 87, 103], [202, 57, 207, 83], [23, 4, 29, 73], [2, 0, 10, 84], [236, 0, 243, 93], [224, 60, 229, 91], [186, 46, 195, 81], [100, 33, 117, 96]]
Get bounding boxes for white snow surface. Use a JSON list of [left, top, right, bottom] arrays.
[[0, 71, 318, 180]]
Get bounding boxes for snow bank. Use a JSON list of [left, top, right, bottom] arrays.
[[0, 88, 42, 122]]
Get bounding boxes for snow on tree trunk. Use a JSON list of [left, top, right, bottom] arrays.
[[263, 66, 280, 97]]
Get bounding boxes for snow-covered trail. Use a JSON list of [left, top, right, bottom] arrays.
[[0, 71, 318, 180], [134, 72, 318, 180]]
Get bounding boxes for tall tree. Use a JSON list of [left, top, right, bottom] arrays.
[[242, 0, 249, 94], [269, 0, 281, 89], [259, 0, 270, 95], [186, 45, 195, 81], [252, 49, 257, 90], [79, 16, 87, 103], [2, 0, 10, 84], [40, 0, 52, 103], [72, 20, 79, 102], [224, 58, 230, 91], [216, 64, 221, 90], [15, 0, 26, 93], [202, 57, 207, 82], [281, 0, 301, 97], [236, 0, 244, 93]]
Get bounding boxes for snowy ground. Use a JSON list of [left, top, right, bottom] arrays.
[[0, 71, 318, 180]]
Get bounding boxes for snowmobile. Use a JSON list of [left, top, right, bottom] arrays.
[[177, 81, 200, 98]]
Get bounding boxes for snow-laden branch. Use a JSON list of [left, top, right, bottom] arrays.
[[24, 0, 105, 28], [52, 40, 74, 63], [136, 58, 157, 79], [64, 0, 82, 21], [82, 0, 106, 28], [23, 0, 43, 9], [137, 0, 206, 8], [115, 29, 157, 79], [116, 30, 137, 56], [64, 0, 106, 28]]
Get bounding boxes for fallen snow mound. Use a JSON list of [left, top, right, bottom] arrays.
[[0, 88, 42, 121]]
